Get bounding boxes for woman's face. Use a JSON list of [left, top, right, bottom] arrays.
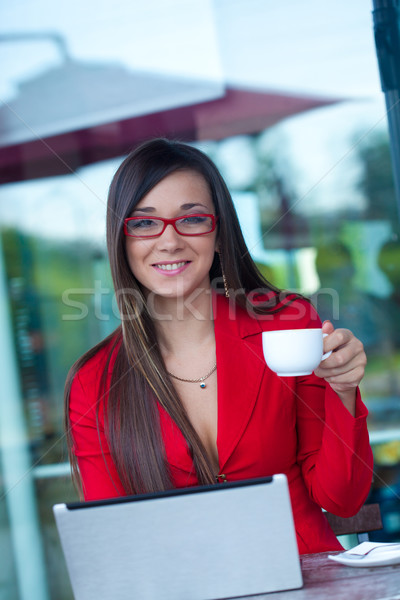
[[125, 169, 218, 302]]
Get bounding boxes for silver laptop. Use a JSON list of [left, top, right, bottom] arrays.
[[53, 474, 302, 600]]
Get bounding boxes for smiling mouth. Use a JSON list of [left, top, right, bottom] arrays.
[[153, 261, 190, 271]]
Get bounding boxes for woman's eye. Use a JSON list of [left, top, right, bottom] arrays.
[[181, 216, 206, 224], [131, 219, 157, 228]]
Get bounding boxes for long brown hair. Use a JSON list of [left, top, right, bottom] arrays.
[[64, 138, 294, 498]]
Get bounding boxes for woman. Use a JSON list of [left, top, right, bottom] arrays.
[[65, 138, 373, 554]]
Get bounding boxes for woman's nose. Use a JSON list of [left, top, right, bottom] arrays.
[[156, 223, 184, 249]]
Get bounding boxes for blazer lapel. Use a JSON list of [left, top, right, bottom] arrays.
[[213, 293, 266, 472]]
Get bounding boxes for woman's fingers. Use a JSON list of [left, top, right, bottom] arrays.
[[318, 336, 365, 372], [322, 327, 353, 355], [323, 366, 366, 392], [314, 327, 366, 390]]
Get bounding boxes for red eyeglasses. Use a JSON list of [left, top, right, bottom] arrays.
[[124, 214, 218, 238]]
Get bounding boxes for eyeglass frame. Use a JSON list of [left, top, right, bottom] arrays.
[[123, 214, 219, 238]]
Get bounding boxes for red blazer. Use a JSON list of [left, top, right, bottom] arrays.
[[69, 292, 374, 554]]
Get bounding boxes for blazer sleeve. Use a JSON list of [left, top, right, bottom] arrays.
[[69, 370, 126, 501], [294, 306, 374, 517]]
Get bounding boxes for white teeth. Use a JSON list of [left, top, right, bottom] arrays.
[[155, 262, 187, 271]]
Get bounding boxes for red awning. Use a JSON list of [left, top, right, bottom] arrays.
[[0, 83, 339, 183]]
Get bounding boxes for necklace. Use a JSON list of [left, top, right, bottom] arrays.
[[167, 361, 217, 389]]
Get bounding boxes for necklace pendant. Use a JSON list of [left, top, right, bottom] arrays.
[[200, 382, 206, 389]]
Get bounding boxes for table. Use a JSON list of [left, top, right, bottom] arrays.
[[247, 552, 400, 599]]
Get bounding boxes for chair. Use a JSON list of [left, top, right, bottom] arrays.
[[325, 503, 383, 543]]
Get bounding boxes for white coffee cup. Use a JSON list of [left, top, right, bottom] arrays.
[[262, 328, 332, 377]]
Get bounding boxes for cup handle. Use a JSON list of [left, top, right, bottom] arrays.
[[322, 333, 332, 361]]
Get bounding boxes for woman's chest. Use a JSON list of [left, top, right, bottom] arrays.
[[159, 376, 298, 483], [173, 375, 219, 473]]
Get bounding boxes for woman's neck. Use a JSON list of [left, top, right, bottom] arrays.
[[151, 287, 215, 359]]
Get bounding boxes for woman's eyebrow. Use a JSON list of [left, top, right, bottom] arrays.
[[132, 202, 209, 214], [180, 202, 208, 210], [131, 206, 155, 213]]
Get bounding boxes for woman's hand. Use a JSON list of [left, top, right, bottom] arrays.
[[314, 320, 367, 416]]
